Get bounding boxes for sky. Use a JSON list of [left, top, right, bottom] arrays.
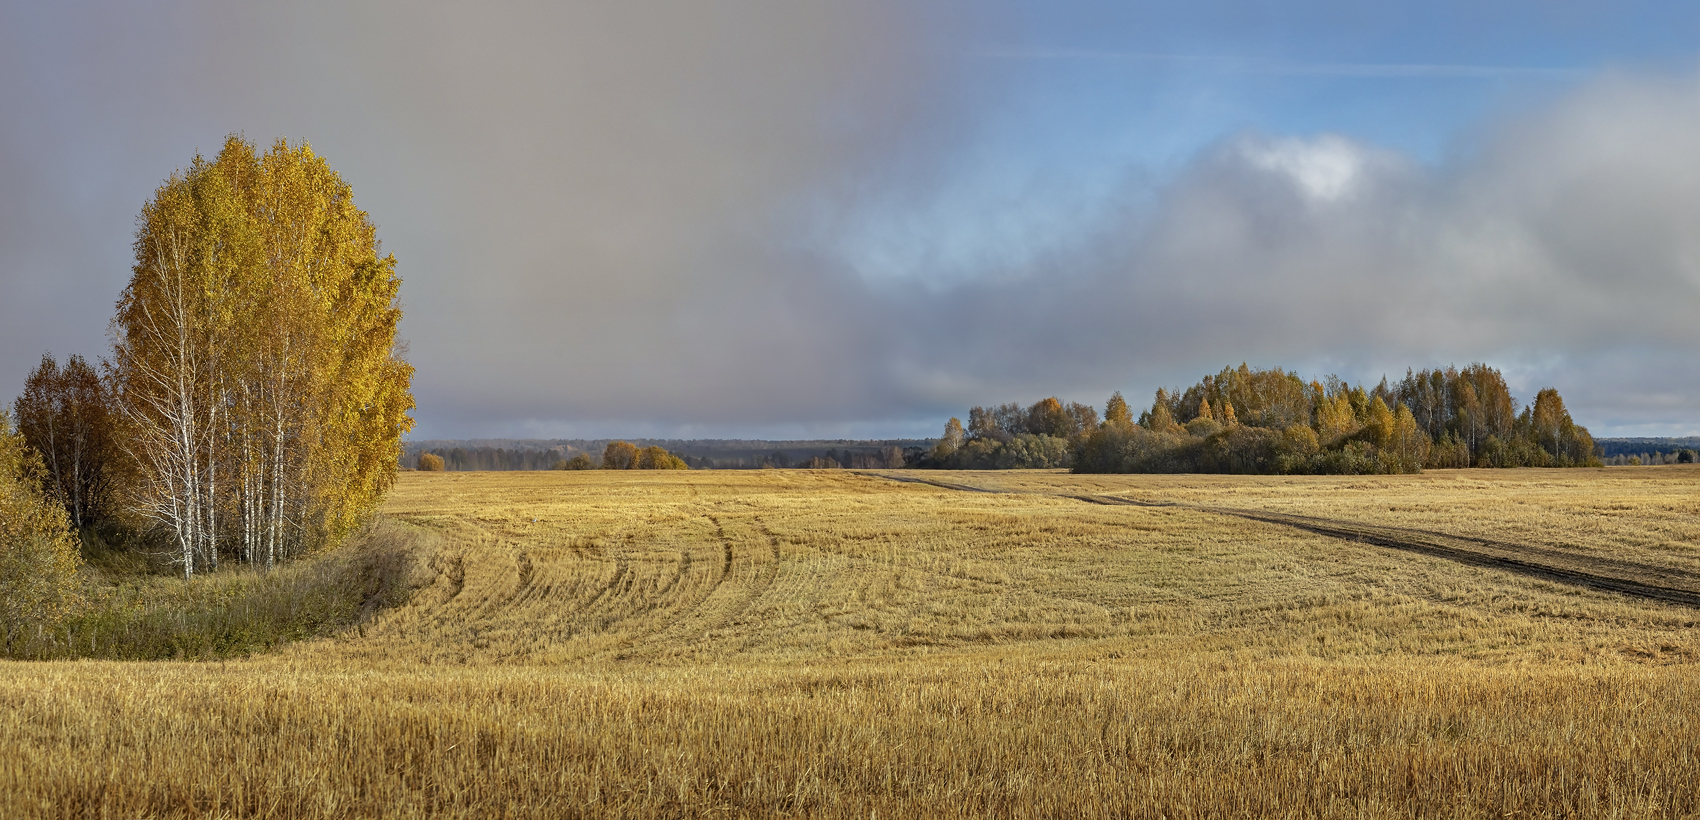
[[3, 1, 1700, 440]]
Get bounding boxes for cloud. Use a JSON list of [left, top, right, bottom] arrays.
[[973, 48, 1589, 80], [895, 70, 1700, 436], [0, 1, 971, 436], [1239, 135, 1375, 201], [3, 5, 1699, 438]]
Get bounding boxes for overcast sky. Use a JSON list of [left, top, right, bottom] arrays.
[[4, 1, 1700, 439]]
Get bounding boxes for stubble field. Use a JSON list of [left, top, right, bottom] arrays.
[[3, 467, 1699, 818]]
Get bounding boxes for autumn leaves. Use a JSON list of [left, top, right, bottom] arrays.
[[108, 136, 413, 577]]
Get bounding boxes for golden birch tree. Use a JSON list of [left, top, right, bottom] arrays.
[[110, 155, 251, 577], [111, 135, 413, 575]]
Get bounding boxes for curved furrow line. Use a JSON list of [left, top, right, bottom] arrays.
[[457, 546, 540, 621], [430, 551, 467, 605], [560, 557, 631, 624], [612, 514, 741, 656], [718, 515, 733, 580], [653, 546, 691, 599], [717, 518, 783, 628], [632, 512, 784, 656], [409, 550, 470, 632]]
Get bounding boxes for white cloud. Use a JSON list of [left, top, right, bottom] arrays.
[[1239, 134, 1368, 201]]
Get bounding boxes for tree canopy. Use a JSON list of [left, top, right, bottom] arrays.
[[109, 135, 413, 576], [601, 441, 688, 470], [926, 364, 1599, 474], [13, 354, 124, 530]]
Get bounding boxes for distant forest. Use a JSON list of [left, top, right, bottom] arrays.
[[925, 364, 1605, 475], [402, 368, 1696, 476], [1594, 437, 1700, 466], [403, 439, 927, 471]]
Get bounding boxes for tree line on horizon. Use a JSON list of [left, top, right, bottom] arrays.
[[3, 135, 413, 647], [924, 363, 1600, 474], [410, 446, 570, 472], [1601, 449, 1696, 466], [415, 441, 689, 472], [407, 443, 911, 471]]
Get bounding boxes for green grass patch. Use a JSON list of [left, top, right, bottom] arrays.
[[4, 520, 417, 661]]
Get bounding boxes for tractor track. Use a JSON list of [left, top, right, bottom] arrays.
[[868, 473, 1700, 609], [708, 517, 783, 634]]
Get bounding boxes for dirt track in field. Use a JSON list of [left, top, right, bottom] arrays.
[[875, 473, 1700, 609]]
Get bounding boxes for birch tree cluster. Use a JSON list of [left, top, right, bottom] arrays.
[[105, 136, 414, 578]]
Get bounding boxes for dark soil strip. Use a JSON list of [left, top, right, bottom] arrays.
[[870, 473, 1700, 609], [1217, 507, 1700, 608], [880, 474, 1007, 494]]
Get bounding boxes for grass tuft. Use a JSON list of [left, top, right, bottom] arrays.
[[4, 520, 420, 661]]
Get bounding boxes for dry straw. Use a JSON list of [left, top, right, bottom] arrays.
[[3, 467, 1697, 817]]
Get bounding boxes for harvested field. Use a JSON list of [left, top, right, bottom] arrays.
[[3, 468, 1698, 818]]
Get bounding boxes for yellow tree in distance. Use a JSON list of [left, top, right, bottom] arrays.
[[601, 442, 687, 470], [602, 442, 639, 470]]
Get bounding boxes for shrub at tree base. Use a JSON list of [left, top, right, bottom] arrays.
[[0, 411, 83, 650], [1, 520, 417, 661]]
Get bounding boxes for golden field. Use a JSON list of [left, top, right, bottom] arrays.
[[3, 467, 1699, 818]]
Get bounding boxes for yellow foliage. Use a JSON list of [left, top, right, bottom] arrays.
[[637, 445, 688, 470], [602, 441, 639, 469], [1367, 396, 1397, 448], [111, 135, 414, 572], [1145, 389, 1185, 434], [0, 411, 82, 646], [1315, 390, 1361, 443]]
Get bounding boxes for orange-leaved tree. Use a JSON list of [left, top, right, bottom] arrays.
[[13, 353, 125, 530], [602, 441, 639, 470], [637, 446, 689, 470]]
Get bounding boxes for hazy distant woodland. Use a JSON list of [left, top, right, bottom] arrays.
[[1594, 437, 1700, 465], [402, 438, 931, 471]]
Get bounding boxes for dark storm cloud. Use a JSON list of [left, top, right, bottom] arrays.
[[3, 3, 1698, 437], [0, 1, 973, 437]]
